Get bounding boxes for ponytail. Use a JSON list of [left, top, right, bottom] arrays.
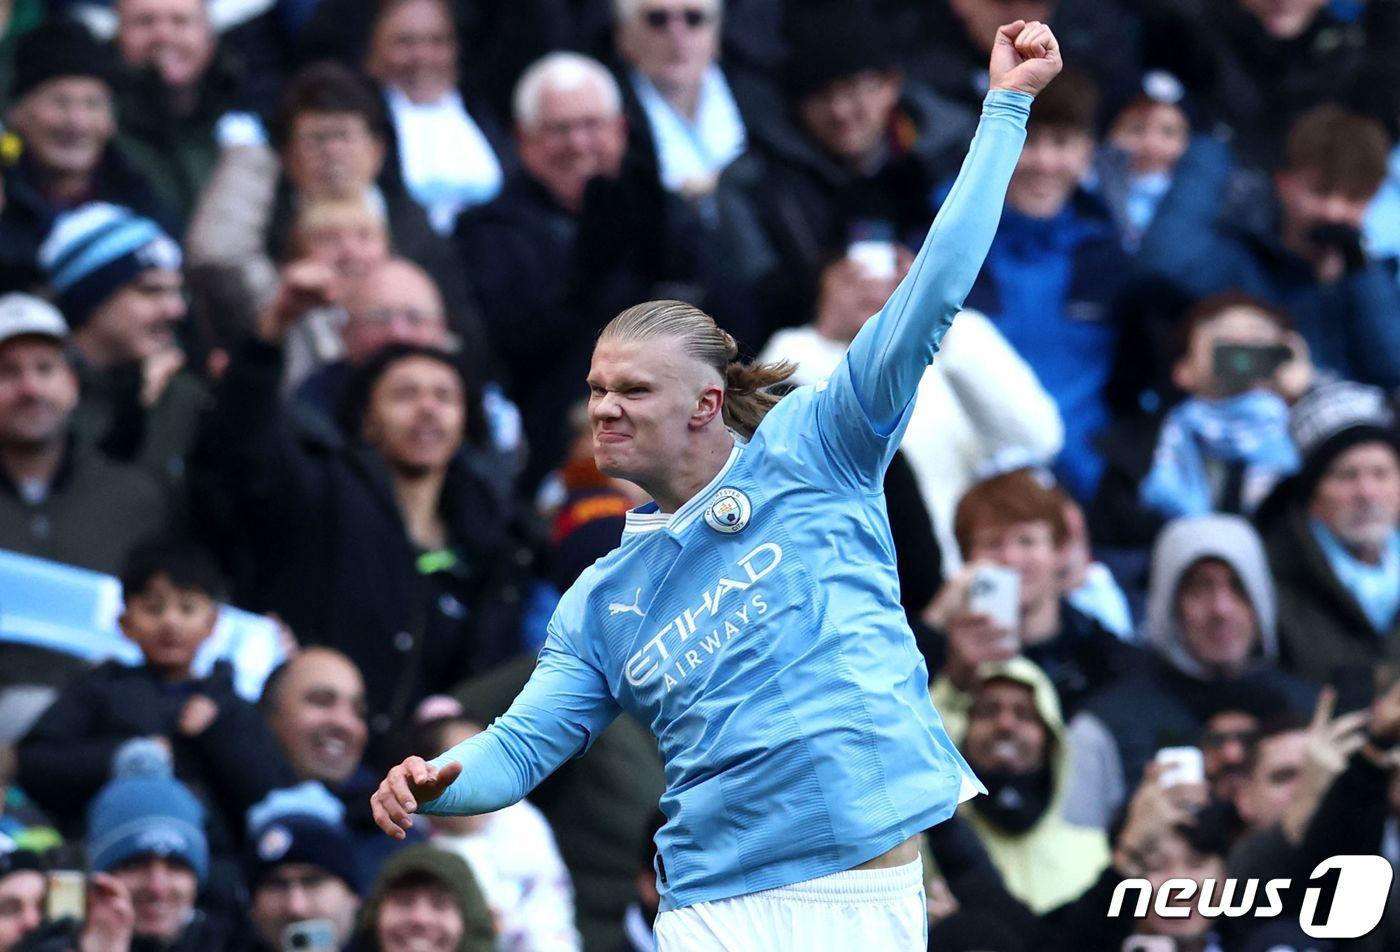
[[600, 300, 795, 439]]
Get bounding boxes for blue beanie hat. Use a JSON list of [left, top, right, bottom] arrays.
[[37, 203, 182, 327], [247, 783, 361, 895], [87, 739, 208, 884]]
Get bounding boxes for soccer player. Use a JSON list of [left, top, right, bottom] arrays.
[[372, 20, 1062, 948]]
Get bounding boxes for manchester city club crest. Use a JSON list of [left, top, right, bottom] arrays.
[[703, 487, 751, 534]]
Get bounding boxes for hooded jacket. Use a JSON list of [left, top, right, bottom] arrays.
[[1062, 515, 1317, 829], [356, 846, 495, 952], [959, 657, 1110, 914]]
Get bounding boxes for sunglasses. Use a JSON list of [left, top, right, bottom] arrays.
[[642, 7, 711, 29]]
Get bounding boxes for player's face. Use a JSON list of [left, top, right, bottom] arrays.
[[587, 336, 717, 487]]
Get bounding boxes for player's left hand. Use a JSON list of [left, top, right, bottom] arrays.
[[989, 20, 1063, 98]]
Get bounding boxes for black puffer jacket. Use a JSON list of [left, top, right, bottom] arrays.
[[194, 340, 533, 763]]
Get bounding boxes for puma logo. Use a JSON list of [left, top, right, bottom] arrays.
[[609, 588, 645, 618]]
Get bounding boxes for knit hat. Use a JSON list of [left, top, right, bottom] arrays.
[[0, 293, 68, 349], [247, 783, 361, 894], [87, 739, 209, 884], [782, 5, 897, 99], [357, 846, 495, 952], [1290, 380, 1399, 501], [9, 20, 115, 105], [38, 203, 182, 328]]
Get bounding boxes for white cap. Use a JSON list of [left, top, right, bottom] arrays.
[[0, 294, 68, 347]]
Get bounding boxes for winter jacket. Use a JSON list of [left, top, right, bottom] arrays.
[[0, 436, 168, 576], [1264, 503, 1400, 684], [1138, 136, 1400, 390], [1063, 515, 1319, 829], [715, 79, 975, 336], [957, 657, 1111, 914], [960, 189, 1132, 502], [16, 660, 292, 853], [194, 340, 529, 761]]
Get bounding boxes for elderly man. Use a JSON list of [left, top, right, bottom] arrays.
[[0, 293, 166, 575], [0, 20, 166, 289], [458, 51, 733, 488], [1265, 381, 1400, 682], [613, 0, 745, 196], [113, 0, 259, 224]]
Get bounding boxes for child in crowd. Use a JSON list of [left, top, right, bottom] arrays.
[[16, 537, 291, 851], [1139, 293, 1313, 521], [1098, 71, 1192, 250]]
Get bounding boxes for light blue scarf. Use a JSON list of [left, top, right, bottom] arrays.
[[1141, 391, 1300, 518], [1311, 519, 1400, 634], [632, 65, 746, 192]]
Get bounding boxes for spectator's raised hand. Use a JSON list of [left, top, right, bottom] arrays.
[[79, 873, 134, 952], [256, 260, 341, 343], [177, 695, 219, 738], [370, 755, 463, 840], [1282, 686, 1368, 843], [925, 564, 1018, 690], [1113, 762, 1206, 876], [989, 21, 1063, 98]]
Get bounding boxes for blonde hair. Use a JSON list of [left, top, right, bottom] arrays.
[[599, 300, 793, 439]]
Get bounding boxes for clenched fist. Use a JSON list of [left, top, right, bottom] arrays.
[[989, 20, 1063, 98]]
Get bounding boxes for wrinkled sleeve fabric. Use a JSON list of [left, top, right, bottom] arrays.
[[814, 90, 1031, 490], [421, 609, 620, 816]]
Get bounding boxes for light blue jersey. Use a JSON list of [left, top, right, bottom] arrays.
[[424, 90, 1033, 910]]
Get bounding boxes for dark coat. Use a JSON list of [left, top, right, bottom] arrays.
[[0, 437, 168, 576], [194, 340, 530, 761], [16, 660, 291, 853], [1264, 504, 1400, 685]]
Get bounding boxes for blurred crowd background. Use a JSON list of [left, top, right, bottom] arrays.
[[0, 0, 1399, 950]]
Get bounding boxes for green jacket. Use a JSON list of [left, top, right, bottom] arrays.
[[113, 49, 250, 226]]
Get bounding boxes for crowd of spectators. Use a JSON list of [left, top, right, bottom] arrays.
[[0, 0, 1399, 950]]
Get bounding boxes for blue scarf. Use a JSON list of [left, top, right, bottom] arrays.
[[1311, 520, 1400, 634], [1141, 391, 1299, 518]]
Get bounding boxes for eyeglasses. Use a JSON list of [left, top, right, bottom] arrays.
[[642, 7, 711, 30], [1201, 728, 1259, 750]]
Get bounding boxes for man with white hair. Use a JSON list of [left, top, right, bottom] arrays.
[[458, 51, 704, 487], [1264, 380, 1400, 682], [613, 0, 745, 196]]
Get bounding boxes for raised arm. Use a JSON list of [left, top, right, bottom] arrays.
[[842, 22, 1059, 435], [371, 617, 620, 835]]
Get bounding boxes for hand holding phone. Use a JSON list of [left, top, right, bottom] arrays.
[[283, 919, 338, 952], [1153, 746, 1205, 788], [967, 564, 1020, 633]]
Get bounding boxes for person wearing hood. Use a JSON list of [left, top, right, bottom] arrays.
[[1061, 514, 1317, 830], [356, 846, 494, 952], [713, 3, 977, 336], [957, 656, 1110, 914], [1262, 380, 1400, 684]]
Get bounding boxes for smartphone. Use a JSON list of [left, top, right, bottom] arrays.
[[282, 920, 337, 952], [967, 564, 1020, 634], [45, 871, 85, 922], [847, 220, 898, 279], [1154, 746, 1205, 788], [1212, 343, 1292, 393]]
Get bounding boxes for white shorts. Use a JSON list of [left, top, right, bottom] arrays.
[[653, 857, 926, 951]]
